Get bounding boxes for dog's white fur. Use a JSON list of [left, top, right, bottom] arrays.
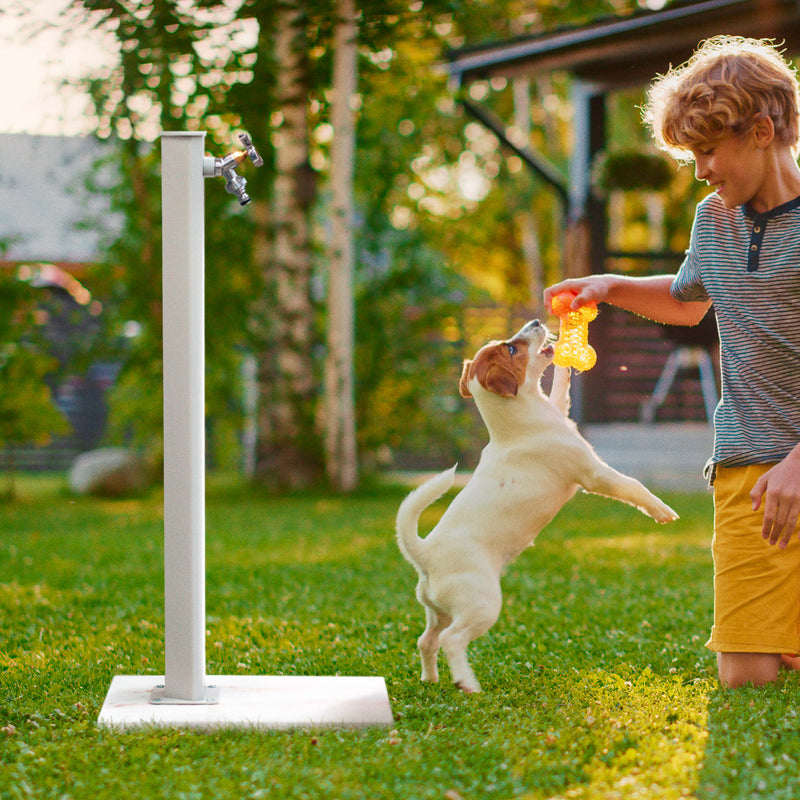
[[396, 319, 678, 693]]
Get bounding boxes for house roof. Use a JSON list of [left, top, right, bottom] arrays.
[[0, 134, 120, 265], [446, 0, 800, 90]]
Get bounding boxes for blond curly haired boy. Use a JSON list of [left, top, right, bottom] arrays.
[[546, 36, 800, 687]]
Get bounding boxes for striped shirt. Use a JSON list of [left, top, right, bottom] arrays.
[[671, 191, 800, 468]]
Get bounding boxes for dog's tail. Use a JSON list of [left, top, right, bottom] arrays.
[[395, 464, 457, 570]]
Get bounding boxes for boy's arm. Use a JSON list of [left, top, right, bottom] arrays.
[[544, 274, 712, 327], [750, 445, 800, 548]]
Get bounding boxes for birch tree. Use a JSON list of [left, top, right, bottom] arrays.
[[324, 0, 358, 491], [254, 0, 323, 489]]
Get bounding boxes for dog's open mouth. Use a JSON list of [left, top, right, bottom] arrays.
[[540, 331, 557, 358]]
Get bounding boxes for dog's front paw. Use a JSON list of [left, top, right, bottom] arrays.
[[455, 678, 482, 694], [651, 501, 679, 524]]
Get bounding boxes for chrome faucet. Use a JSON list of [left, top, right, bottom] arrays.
[[203, 132, 263, 206]]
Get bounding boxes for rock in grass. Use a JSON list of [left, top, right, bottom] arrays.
[[69, 447, 147, 497]]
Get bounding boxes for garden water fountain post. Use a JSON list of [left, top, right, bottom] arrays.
[[97, 130, 393, 729], [159, 131, 213, 705]]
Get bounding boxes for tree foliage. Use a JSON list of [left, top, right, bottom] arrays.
[[64, 0, 648, 485], [0, 271, 71, 497]]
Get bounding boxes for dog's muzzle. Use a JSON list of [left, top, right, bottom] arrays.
[[515, 319, 554, 357], [519, 319, 541, 336], [517, 319, 549, 343]]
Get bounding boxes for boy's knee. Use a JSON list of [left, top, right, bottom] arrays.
[[717, 652, 781, 687]]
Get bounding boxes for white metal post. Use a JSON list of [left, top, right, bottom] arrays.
[[97, 130, 392, 729], [158, 132, 214, 703]]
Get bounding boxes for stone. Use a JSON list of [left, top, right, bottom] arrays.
[[69, 447, 147, 497]]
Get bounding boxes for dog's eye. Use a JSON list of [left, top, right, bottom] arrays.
[[506, 343, 517, 356]]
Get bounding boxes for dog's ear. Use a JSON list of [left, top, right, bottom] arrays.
[[459, 359, 474, 398], [483, 364, 519, 398], [463, 348, 520, 398]]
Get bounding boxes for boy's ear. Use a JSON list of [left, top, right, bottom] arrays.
[[753, 114, 775, 148]]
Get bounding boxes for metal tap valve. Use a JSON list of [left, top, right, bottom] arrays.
[[203, 132, 264, 206]]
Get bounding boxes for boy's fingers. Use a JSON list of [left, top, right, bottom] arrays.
[[572, 292, 593, 310], [761, 499, 777, 542], [777, 504, 800, 549], [761, 496, 800, 548], [750, 475, 766, 511]]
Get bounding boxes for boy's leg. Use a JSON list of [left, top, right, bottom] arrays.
[[781, 653, 800, 670], [708, 465, 800, 687], [717, 652, 781, 688]]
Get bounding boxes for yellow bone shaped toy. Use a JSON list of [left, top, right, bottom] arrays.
[[551, 291, 598, 372]]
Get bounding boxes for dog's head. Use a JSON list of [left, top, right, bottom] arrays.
[[459, 320, 554, 399]]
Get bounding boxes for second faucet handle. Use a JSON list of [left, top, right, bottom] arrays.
[[239, 133, 263, 167]]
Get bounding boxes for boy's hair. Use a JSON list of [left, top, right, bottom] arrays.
[[642, 36, 800, 161]]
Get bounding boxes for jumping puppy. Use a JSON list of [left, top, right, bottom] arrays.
[[396, 319, 678, 693]]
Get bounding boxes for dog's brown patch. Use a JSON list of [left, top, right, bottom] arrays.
[[459, 340, 529, 399]]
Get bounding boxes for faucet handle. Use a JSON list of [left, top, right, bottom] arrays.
[[238, 132, 263, 167]]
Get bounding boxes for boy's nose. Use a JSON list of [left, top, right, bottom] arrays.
[[694, 159, 710, 181]]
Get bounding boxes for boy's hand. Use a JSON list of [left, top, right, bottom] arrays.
[[543, 277, 611, 313], [751, 446, 800, 548]]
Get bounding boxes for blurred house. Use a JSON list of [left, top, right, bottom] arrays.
[[445, 0, 800, 423], [0, 133, 122, 469], [0, 134, 119, 266]]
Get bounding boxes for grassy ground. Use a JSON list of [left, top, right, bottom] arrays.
[[2, 473, 800, 799]]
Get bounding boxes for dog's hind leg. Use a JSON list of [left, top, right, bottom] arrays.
[[418, 605, 450, 683], [441, 626, 483, 693], [440, 584, 502, 693]]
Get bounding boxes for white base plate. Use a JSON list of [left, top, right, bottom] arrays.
[[97, 675, 394, 730]]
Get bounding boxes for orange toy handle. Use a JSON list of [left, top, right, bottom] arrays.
[[551, 291, 597, 371]]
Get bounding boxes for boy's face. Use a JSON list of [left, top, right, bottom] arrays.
[[689, 133, 765, 210]]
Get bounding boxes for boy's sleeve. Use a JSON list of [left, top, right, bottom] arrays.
[[670, 208, 710, 303]]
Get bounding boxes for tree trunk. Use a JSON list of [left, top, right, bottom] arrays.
[[512, 75, 544, 314], [324, 0, 358, 492], [254, 0, 322, 489]]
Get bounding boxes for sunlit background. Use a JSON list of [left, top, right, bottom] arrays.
[[0, 0, 672, 136], [0, 0, 116, 135]]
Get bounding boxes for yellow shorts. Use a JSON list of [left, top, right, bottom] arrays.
[[707, 464, 800, 655]]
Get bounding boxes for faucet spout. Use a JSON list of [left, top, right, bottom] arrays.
[[223, 166, 251, 206]]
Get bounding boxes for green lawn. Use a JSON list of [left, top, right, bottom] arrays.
[[2, 473, 800, 799]]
